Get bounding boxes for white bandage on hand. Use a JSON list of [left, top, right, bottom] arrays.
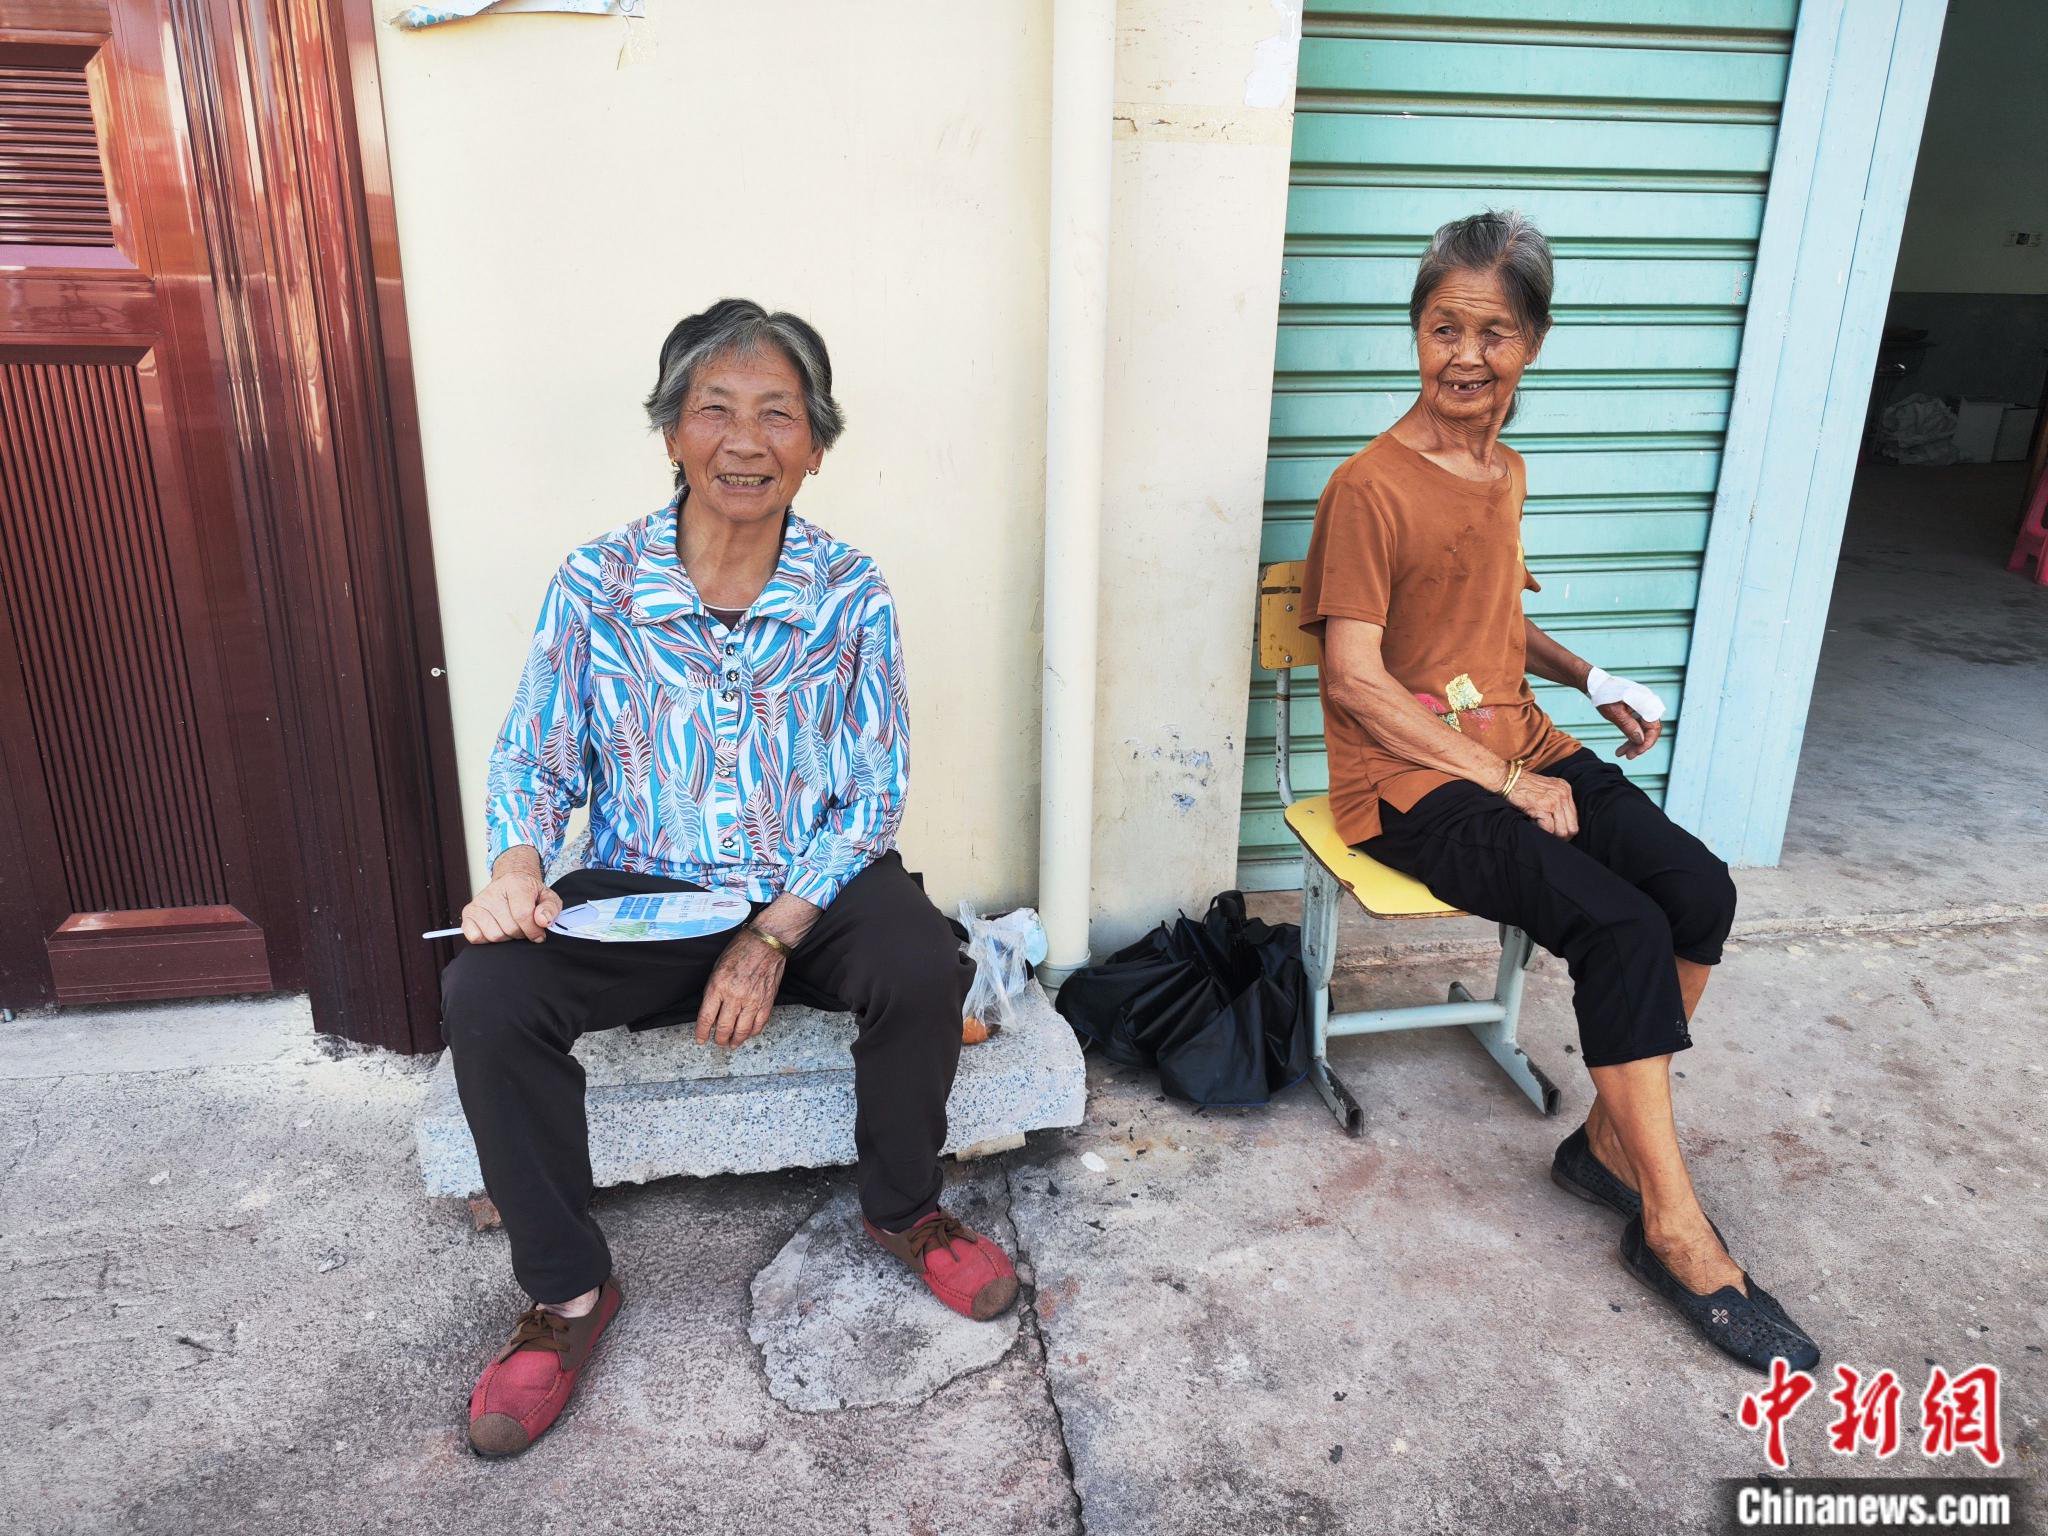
[[1584, 665, 1666, 724]]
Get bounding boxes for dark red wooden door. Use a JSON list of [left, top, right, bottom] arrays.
[[0, 0, 299, 1006]]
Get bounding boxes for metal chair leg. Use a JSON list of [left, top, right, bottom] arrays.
[[1452, 924, 1560, 1115], [1301, 862, 1364, 1135]]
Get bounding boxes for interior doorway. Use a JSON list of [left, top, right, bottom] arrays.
[[1778, 0, 2048, 914]]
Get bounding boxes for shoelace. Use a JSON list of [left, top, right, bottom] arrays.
[[505, 1304, 575, 1356], [903, 1213, 969, 1264]]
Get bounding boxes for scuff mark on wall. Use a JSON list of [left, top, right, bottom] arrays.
[[1125, 734, 1216, 783], [1244, 0, 1303, 110], [1111, 103, 1295, 147], [1126, 734, 1216, 818]]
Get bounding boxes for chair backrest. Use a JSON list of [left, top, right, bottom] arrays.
[[1257, 562, 1316, 806], [1260, 569, 1465, 919], [1257, 561, 1317, 670]]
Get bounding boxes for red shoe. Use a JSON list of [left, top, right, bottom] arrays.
[[864, 1209, 1020, 1321], [467, 1277, 623, 1457]]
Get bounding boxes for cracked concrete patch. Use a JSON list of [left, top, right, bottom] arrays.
[[1003, 1163, 1087, 1534], [1, 1017, 1078, 1536], [749, 1176, 1021, 1412]]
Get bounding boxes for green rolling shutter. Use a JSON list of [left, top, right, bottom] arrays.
[[1239, 0, 1799, 889]]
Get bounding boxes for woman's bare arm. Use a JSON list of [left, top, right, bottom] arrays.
[[1324, 618, 1513, 785], [1523, 617, 1592, 690], [1323, 616, 1579, 839], [1523, 616, 1659, 760]]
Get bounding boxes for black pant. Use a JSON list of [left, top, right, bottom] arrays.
[[1362, 749, 1736, 1069], [440, 852, 972, 1302]]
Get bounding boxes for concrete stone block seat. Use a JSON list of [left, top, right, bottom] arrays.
[[416, 977, 1087, 1197]]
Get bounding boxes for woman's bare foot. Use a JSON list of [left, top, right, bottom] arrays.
[[1585, 1097, 1639, 1191], [1583, 1056, 1745, 1296], [1645, 1205, 1747, 1296], [1590, 1097, 1745, 1293]]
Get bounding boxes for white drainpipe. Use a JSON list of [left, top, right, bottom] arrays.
[[1036, 0, 1115, 988]]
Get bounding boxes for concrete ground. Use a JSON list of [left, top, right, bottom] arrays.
[[4, 465, 2044, 1534], [1748, 464, 2048, 921]]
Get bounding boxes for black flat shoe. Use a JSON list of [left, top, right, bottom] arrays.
[[1550, 1123, 1642, 1220], [1620, 1215, 1821, 1374]]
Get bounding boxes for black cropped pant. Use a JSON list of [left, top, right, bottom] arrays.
[[1362, 749, 1736, 1068], [439, 853, 972, 1303]]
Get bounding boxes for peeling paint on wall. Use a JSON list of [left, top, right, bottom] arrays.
[[1243, 0, 1303, 110], [1112, 102, 1295, 147], [391, 0, 639, 31]]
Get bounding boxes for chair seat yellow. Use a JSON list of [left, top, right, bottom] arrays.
[[1282, 795, 1459, 919]]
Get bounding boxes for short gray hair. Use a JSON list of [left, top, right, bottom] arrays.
[[1408, 211, 1553, 426], [1408, 209, 1555, 342], [644, 299, 846, 489]]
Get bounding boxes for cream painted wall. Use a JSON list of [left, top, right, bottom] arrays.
[[375, 3, 1054, 906], [1087, 3, 1298, 952], [374, 0, 1296, 943]]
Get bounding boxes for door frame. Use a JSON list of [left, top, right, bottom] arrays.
[[162, 0, 465, 1050], [1663, 0, 1949, 866]]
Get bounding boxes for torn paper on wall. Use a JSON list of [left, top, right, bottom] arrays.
[[392, 0, 642, 31]]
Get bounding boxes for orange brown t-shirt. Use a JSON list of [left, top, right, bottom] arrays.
[[1299, 433, 1581, 845]]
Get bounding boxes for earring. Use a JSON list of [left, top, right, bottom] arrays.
[[807, 468, 818, 476]]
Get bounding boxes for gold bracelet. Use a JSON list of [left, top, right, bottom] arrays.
[[1499, 758, 1526, 798], [745, 924, 794, 958]]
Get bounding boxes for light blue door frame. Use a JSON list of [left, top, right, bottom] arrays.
[[1664, 0, 1948, 865]]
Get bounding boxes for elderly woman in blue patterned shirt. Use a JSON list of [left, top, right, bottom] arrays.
[[440, 300, 1018, 1461]]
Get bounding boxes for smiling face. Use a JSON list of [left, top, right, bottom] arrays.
[[1413, 266, 1543, 431], [666, 344, 823, 528]]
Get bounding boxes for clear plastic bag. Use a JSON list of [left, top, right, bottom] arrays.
[[957, 904, 1047, 1038]]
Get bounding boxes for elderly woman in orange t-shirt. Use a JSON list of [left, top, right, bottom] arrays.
[[1299, 211, 1819, 1375]]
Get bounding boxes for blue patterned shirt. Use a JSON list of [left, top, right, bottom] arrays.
[[485, 499, 909, 908]]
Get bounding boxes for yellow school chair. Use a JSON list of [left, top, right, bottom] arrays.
[[1259, 562, 1560, 1134]]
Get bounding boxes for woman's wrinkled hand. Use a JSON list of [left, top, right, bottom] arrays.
[[696, 929, 785, 1049], [1599, 701, 1663, 761], [1507, 769, 1580, 841], [460, 869, 563, 943]]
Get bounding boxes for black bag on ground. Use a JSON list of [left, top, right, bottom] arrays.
[[1054, 891, 1311, 1109]]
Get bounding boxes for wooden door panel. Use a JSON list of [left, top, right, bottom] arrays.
[[0, 356, 234, 910], [0, 1, 285, 1006], [0, 46, 117, 248], [0, 276, 157, 336], [3, 0, 461, 1042], [0, 0, 111, 32]]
